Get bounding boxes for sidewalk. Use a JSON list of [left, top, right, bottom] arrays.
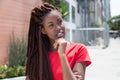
[[85, 38, 120, 80]]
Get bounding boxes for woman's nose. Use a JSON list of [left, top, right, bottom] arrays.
[[56, 24, 61, 30]]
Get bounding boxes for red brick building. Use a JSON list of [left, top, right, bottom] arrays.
[[0, 0, 42, 65]]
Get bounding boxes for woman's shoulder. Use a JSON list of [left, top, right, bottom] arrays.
[[68, 42, 86, 49], [66, 42, 87, 53]]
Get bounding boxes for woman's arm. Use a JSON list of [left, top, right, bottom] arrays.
[[58, 53, 76, 80], [55, 38, 86, 80], [59, 53, 86, 80], [72, 62, 86, 80]]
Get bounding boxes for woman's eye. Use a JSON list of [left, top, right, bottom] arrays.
[[48, 23, 54, 28], [58, 20, 62, 25]]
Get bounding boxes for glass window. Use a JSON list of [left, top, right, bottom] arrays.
[[72, 6, 75, 23]]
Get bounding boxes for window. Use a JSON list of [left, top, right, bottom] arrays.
[[72, 6, 75, 23]]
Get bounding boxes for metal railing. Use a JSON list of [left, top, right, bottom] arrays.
[[65, 27, 109, 48]]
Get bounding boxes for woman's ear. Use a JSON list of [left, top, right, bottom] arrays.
[[41, 27, 46, 34]]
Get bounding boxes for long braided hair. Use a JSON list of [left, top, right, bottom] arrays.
[[26, 2, 60, 80]]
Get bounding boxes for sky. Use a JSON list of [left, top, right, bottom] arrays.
[[110, 0, 120, 17]]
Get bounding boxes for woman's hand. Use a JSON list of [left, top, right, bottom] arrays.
[[54, 38, 67, 54]]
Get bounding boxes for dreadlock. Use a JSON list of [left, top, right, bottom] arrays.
[[26, 2, 59, 80]]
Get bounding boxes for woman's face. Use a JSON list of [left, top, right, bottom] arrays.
[[42, 10, 65, 44]]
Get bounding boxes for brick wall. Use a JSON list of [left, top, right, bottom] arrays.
[[0, 0, 42, 65]]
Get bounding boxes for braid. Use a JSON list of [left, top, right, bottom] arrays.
[[26, 3, 59, 80]]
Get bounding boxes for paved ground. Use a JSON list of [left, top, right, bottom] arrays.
[[85, 38, 120, 80]]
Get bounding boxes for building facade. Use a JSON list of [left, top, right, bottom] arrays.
[[0, 0, 42, 65], [64, 0, 110, 47]]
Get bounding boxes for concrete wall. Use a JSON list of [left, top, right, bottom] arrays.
[[0, 0, 42, 65]]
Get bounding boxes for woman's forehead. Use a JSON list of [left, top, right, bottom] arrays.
[[45, 10, 62, 19]]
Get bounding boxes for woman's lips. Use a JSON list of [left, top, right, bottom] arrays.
[[57, 32, 64, 38], [57, 30, 64, 38]]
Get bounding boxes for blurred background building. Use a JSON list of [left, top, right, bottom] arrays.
[[0, 0, 42, 65], [64, 0, 110, 48]]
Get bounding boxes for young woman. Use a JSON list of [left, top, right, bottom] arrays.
[[26, 2, 91, 80]]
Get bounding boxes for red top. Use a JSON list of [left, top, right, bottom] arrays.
[[49, 42, 91, 80]]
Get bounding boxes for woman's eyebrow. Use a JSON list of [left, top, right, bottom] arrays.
[[48, 22, 53, 24]]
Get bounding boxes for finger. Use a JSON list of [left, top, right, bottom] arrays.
[[73, 71, 79, 75], [74, 75, 83, 80], [53, 42, 59, 49]]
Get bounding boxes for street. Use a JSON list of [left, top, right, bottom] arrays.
[[85, 38, 120, 80]]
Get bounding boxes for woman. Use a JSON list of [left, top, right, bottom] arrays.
[[26, 2, 91, 80]]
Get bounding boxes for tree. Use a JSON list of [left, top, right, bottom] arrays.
[[43, 0, 69, 18], [107, 15, 120, 32]]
